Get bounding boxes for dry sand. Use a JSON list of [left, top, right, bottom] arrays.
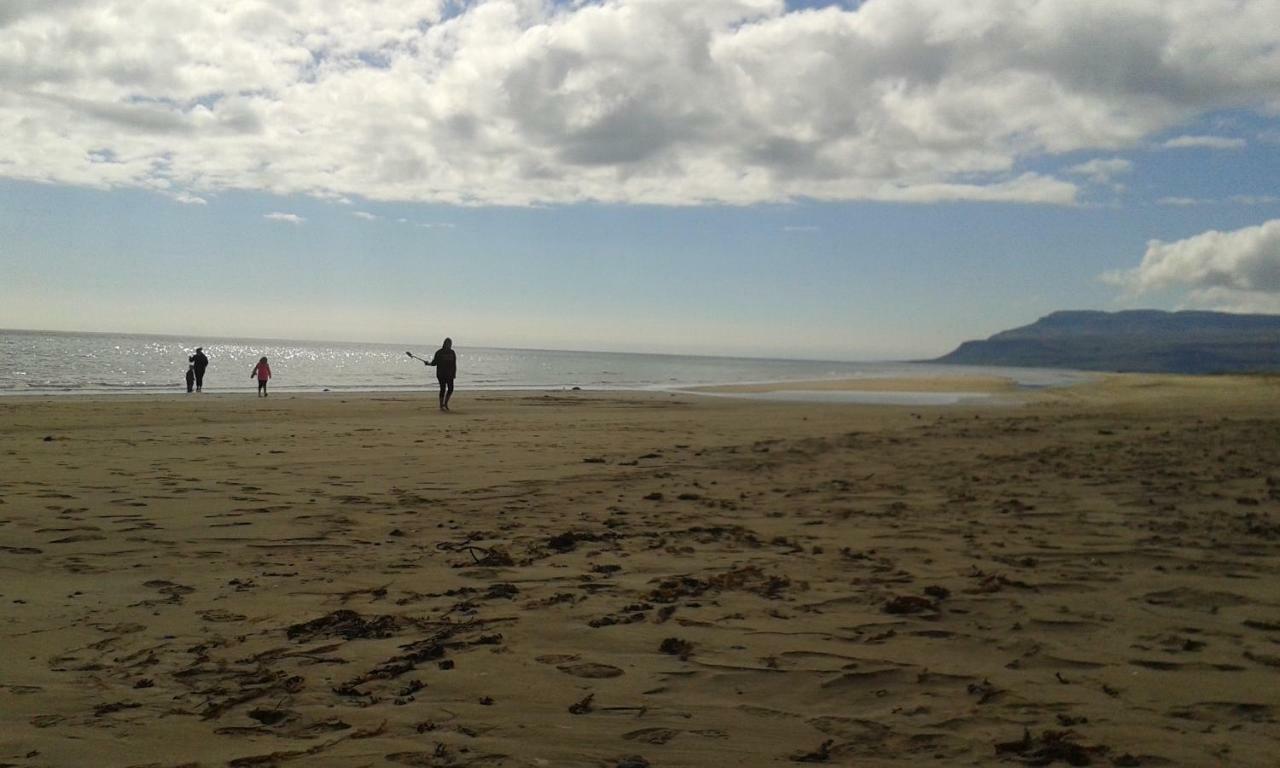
[[1, 376, 1279, 767]]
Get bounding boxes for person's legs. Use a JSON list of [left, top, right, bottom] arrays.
[[195, 370, 204, 392], [443, 379, 454, 410], [437, 378, 447, 410], [258, 380, 267, 397]]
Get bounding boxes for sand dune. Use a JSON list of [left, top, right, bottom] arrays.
[[1, 376, 1278, 766]]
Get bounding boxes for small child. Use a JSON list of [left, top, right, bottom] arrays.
[[250, 356, 271, 397], [185, 361, 195, 393]]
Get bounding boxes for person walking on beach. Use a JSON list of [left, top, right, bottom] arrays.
[[422, 338, 457, 411], [250, 356, 271, 397], [191, 347, 209, 392]]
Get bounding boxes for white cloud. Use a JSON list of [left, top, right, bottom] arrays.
[[1230, 194, 1280, 205], [416, 222, 455, 228], [1161, 135, 1248, 150], [2, 1, 1280, 206], [1103, 219, 1280, 310], [264, 212, 305, 224], [353, 211, 378, 220], [1156, 196, 1209, 206], [171, 191, 207, 205], [1181, 287, 1280, 313], [1066, 158, 1132, 185]]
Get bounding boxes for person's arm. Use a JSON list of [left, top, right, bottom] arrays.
[[425, 351, 438, 367]]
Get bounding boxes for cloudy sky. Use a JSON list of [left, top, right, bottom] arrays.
[[2, 0, 1279, 358]]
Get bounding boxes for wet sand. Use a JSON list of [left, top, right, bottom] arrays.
[[691, 376, 1019, 394], [1, 375, 1279, 767]]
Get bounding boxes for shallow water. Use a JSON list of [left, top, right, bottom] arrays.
[[0, 328, 1090, 396]]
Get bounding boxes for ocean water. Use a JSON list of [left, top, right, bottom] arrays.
[[0, 329, 1085, 397]]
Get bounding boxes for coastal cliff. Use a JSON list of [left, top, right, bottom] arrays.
[[933, 310, 1280, 373]]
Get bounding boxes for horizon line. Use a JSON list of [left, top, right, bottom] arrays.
[[0, 326, 904, 367]]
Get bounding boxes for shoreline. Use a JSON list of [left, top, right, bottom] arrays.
[[0, 372, 1083, 403]]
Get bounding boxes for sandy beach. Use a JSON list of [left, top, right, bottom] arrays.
[[2, 376, 1279, 767]]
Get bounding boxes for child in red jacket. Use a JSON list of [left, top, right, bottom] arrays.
[[250, 357, 271, 397]]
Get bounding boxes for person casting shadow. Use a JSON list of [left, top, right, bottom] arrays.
[[422, 338, 456, 411]]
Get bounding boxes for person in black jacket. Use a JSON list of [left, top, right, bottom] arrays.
[[422, 338, 456, 411], [191, 348, 209, 392]]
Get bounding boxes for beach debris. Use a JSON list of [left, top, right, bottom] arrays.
[[994, 728, 1107, 766], [247, 708, 290, 726], [659, 637, 694, 660], [583, 456, 607, 463], [465, 542, 514, 565], [882, 595, 937, 615], [93, 700, 141, 717], [484, 582, 519, 600], [569, 693, 595, 714], [547, 531, 596, 552], [790, 739, 835, 762], [648, 566, 795, 603], [479, 696, 495, 705], [967, 569, 1036, 593], [285, 610, 408, 642], [589, 611, 648, 628], [643, 492, 664, 501], [967, 678, 1002, 704]]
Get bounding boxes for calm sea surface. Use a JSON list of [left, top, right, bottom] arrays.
[[0, 329, 1085, 397]]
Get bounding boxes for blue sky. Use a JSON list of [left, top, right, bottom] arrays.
[[3, 1, 1280, 359]]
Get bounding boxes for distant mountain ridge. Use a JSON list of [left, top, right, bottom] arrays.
[[932, 310, 1280, 374]]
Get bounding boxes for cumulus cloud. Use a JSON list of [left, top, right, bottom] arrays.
[[264, 212, 305, 224], [171, 191, 207, 205], [353, 211, 378, 220], [1103, 219, 1280, 310], [1161, 135, 1248, 150], [2, 1, 1280, 206]]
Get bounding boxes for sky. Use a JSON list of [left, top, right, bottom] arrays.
[[2, 0, 1280, 360]]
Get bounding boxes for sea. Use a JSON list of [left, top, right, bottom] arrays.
[[0, 329, 1087, 401]]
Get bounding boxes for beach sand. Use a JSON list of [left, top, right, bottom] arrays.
[[1, 376, 1279, 767]]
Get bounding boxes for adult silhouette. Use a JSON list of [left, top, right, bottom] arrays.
[[191, 347, 209, 392], [422, 338, 456, 411]]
